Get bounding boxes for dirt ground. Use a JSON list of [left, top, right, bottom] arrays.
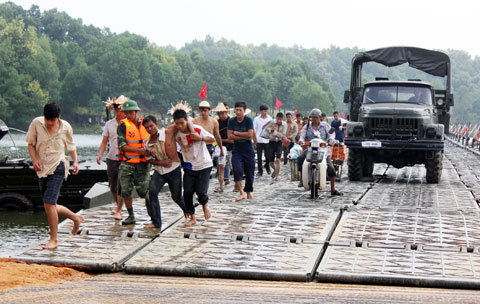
[[0, 258, 92, 291]]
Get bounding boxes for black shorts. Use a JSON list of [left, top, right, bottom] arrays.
[[268, 141, 283, 160], [106, 159, 121, 195], [38, 162, 65, 205]]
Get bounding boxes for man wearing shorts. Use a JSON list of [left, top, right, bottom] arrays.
[[26, 103, 84, 250], [96, 96, 125, 220]]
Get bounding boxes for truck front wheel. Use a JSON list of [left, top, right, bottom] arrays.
[[348, 149, 363, 181], [425, 151, 443, 183]]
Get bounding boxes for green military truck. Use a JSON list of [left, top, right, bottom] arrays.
[[343, 47, 454, 183]]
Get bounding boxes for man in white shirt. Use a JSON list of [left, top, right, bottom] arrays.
[[96, 98, 125, 220], [253, 104, 272, 176], [143, 116, 186, 229], [174, 109, 215, 226]]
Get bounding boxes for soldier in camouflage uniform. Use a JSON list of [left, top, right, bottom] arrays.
[[117, 100, 151, 225]]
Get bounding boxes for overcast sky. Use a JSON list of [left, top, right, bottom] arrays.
[[6, 0, 480, 58]]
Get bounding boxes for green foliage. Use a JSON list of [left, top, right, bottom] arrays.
[[1, 2, 479, 130]]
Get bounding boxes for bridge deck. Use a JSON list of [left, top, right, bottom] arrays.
[[9, 138, 480, 292]]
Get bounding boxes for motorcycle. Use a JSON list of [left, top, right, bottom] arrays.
[[302, 132, 328, 199]]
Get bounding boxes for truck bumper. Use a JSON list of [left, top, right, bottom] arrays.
[[345, 139, 444, 151]]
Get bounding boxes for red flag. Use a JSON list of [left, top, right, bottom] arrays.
[[198, 82, 207, 99], [275, 96, 283, 109], [294, 106, 298, 116], [342, 113, 346, 119]]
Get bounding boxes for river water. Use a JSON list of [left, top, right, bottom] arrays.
[[0, 133, 102, 257]]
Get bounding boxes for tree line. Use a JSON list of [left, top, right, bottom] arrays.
[[0, 2, 336, 129], [1, 2, 479, 130]]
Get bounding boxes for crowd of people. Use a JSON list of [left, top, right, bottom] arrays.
[[26, 99, 348, 250]]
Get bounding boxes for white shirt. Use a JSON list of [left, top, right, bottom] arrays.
[[177, 124, 214, 171], [145, 128, 180, 175], [254, 115, 272, 144], [102, 118, 120, 160]]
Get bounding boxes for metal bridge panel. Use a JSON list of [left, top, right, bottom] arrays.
[[166, 204, 339, 242], [13, 234, 151, 271], [331, 209, 480, 248], [318, 246, 480, 280], [124, 235, 323, 281], [59, 197, 184, 236], [356, 165, 478, 211]]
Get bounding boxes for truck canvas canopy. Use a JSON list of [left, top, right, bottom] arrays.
[[353, 47, 450, 77]]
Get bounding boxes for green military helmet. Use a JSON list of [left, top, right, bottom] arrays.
[[121, 99, 141, 111]]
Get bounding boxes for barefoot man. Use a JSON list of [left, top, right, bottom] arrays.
[[26, 103, 84, 250], [96, 96, 126, 220], [192, 100, 224, 159], [174, 109, 214, 226], [228, 101, 256, 201]]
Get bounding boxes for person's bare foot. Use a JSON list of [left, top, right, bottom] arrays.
[[72, 215, 84, 235], [202, 204, 211, 220], [247, 193, 253, 200], [113, 211, 122, 220], [42, 239, 58, 250], [111, 209, 117, 215], [144, 224, 159, 229], [235, 194, 246, 201], [185, 216, 196, 226]]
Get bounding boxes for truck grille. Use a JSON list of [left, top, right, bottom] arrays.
[[368, 118, 419, 139]]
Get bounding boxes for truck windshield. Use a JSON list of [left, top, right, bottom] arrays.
[[363, 86, 432, 105]]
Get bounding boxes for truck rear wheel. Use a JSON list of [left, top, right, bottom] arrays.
[[348, 149, 363, 181], [425, 151, 443, 183]]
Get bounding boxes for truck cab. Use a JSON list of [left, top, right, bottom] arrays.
[[343, 47, 454, 183]]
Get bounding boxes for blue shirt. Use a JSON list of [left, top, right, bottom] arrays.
[[227, 115, 254, 154], [331, 119, 345, 142]]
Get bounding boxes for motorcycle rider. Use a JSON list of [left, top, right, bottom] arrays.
[[297, 108, 343, 196]]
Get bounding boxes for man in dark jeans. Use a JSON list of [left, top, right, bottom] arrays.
[[228, 101, 256, 201], [143, 116, 186, 229], [253, 104, 272, 176], [174, 109, 215, 226]]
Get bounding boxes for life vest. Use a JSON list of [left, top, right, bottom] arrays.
[[119, 118, 150, 163]]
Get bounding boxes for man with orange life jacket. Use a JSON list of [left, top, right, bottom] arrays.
[[117, 99, 151, 225]]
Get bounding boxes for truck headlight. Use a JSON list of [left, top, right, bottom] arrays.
[[426, 127, 436, 138], [353, 126, 363, 136]]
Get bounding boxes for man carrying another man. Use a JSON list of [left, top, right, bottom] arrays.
[[174, 109, 215, 226], [142, 115, 186, 229]]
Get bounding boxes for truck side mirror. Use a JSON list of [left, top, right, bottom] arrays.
[[343, 90, 350, 103], [448, 94, 454, 106]]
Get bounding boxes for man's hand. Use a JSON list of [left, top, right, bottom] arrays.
[[190, 132, 202, 141], [161, 159, 172, 168], [33, 160, 43, 172], [72, 161, 79, 175], [96, 155, 102, 165], [139, 148, 151, 157]]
